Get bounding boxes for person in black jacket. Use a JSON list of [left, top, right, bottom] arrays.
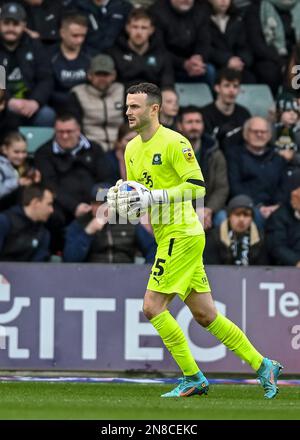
[[266, 170, 300, 266], [20, 0, 67, 46], [204, 194, 268, 265], [0, 2, 54, 126], [0, 183, 53, 261], [207, 0, 255, 83], [49, 13, 90, 112], [34, 113, 114, 251], [63, 184, 157, 263], [69, 0, 132, 55], [227, 116, 286, 228], [201, 68, 251, 151], [150, 0, 215, 86], [108, 8, 174, 89]]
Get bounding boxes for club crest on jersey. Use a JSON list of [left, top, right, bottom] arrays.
[[182, 147, 195, 162], [152, 153, 162, 165]]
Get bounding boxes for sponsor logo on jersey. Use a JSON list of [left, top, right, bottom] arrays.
[[152, 153, 162, 165], [182, 147, 195, 162]]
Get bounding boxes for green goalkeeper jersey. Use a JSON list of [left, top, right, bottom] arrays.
[[124, 125, 205, 243]]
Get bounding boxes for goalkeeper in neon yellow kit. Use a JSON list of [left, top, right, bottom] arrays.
[[107, 83, 283, 399]]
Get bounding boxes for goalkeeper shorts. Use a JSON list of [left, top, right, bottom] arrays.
[[147, 234, 211, 301]]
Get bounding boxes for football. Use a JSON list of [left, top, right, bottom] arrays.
[[117, 181, 149, 221]]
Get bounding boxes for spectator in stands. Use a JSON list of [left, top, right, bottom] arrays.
[[0, 131, 41, 209], [228, 116, 286, 227], [0, 184, 53, 261], [273, 96, 300, 151], [108, 8, 174, 89], [0, 3, 54, 126], [63, 183, 156, 263], [0, 89, 20, 142], [34, 113, 114, 250], [21, 0, 67, 46], [266, 170, 300, 266], [207, 0, 254, 83], [69, 54, 124, 151], [204, 194, 268, 265], [177, 105, 229, 229], [160, 87, 179, 130], [201, 68, 251, 151], [50, 14, 90, 112], [284, 42, 300, 99], [108, 123, 136, 181], [70, 0, 132, 55], [245, 0, 300, 95], [150, 0, 215, 86]]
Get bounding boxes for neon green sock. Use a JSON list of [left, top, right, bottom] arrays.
[[206, 313, 263, 371], [151, 310, 200, 376]]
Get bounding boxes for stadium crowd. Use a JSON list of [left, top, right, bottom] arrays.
[[0, 0, 300, 266]]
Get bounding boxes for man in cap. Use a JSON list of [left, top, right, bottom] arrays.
[[63, 182, 156, 263], [69, 53, 124, 151], [204, 194, 268, 265], [0, 2, 54, 125], [266, 170, 300, 266]]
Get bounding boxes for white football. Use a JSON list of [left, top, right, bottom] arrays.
[[117, 180, 149, 221]]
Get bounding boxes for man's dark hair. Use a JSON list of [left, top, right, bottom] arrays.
[[177, 105, 203, 123], [127, 82, 162, 106], [126, 7, 153, 25], [61, 13, 88, 29], [55, 113, 81, 126], [22, 184, 52, 207], [215, 68, 242, 85]]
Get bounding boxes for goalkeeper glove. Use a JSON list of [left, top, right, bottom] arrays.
[[107, 179, 123, 214]]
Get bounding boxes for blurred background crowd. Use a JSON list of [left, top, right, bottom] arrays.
[[0, 0, 300, 267]]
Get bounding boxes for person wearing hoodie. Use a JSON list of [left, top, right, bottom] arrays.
[[266, 170, 300, 265], [177, 105, 229, 230], [108, 8, 174, 89]]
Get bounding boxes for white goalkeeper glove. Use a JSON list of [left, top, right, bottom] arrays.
[[117, 181, 169, 216], [107, 179, 123, 214]]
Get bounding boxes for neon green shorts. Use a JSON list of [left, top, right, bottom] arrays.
[[147, 234, 211, 301]]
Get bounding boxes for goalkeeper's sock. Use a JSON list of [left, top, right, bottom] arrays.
[[150, 310, 200, 376], [206, 312, 263, 371]]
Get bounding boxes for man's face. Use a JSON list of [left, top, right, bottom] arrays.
[[0, 19, 26, 44], [229, 208, 252, 234], [161, 90, 179, 117], [3, 140, 27, 167], [60, 23, 87, 50], [126, 93, 155, 132], [126, 18, 154, 47], [244, 118, 272, 150], [178, 112, 204, 142], [32, 190, 54, 222], [215, 79, 240, 105], [291, 187, 300, 212], [88, 71, 116, 92], [209, 0, 231, 14], [280, 110, 299, 126], [170, 0, 194, 12], [55, 119, 81, 150]]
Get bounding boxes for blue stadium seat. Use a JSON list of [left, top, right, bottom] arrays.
[[19, 126, 54, 154], [175, 82, 214, 108], [236, 84, 275, 118]]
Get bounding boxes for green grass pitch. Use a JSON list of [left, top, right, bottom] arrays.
[[0, 382, 299, 420]]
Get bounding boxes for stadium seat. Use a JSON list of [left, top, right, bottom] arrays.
[[175, 82, 214, 108], [236, 84, 275, 118], [19, 126, 54, 154]]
